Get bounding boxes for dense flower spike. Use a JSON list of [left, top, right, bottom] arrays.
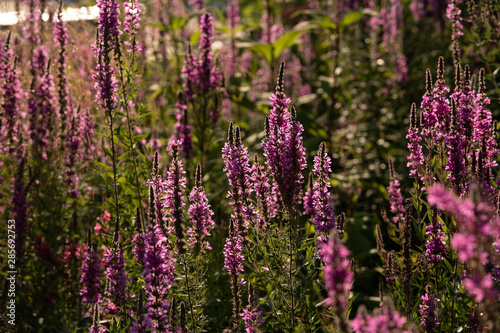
[[222, 123, 255, 237], [1, 53, 23, 152], [311, 142, 336, 233], [163, 142, 187, 254], [406, 104, 424, 178], [351, 305, 409, 333], [420, 286, 440, 330], [447, 0, 463, 66], [142, 217, 176, 332], [199, 14, 214, 91], [187, 164, 215, 252], [104, 218, 129, 309], [123, 0, 142, 53], [303, 172, 315, 215], [387, 157, 404, 224], [425, 209, 446, 264], [251, 153, 276, 229], [173, 92, 193, 159], [80, 229, 102, 304], [241, 282, 264, 333], [181, 44, 198, 103], [262, 62, 307, 212], [54, 0, 70, 140], [224, 219, 244, 330], [428, 183, 500, 305], [322, 233, 353, 331], [445, 100, 466, 194], [28, 47, 58, 160], [430, 57, 451, 142], [132, 208, 145, 265]]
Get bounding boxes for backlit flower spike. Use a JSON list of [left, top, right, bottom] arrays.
[[187, 163, 215, 253], [430, 57, 451, 142], [164, 142, 187, 254], [311, 142, 335, 233], [80, 228, 102, 304], [406, 103, 424, 179], [425, 208, 446, 263], [222, 123, 255, 237], [420, 285, 440, 330], [104, 218, 129, 309], [132, 208, 145, 265], [241, 282, 264, 333], [445, 99, 466, 195], [251, 153, 275, 229], [387, 157, 405, 224]]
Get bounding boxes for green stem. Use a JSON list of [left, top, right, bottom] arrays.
[[182, 255, 197, 333]]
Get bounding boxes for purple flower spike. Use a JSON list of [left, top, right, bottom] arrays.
[[199, 14, 214, 91], [241, 282, 264, 333], [262, 62, 307, 213], [187, 164, 215, 252], [1, 56, 23, 151], [163, 142, 187, 254], [311, 142, 336, 233], [173, 92, 193, 159], [420, 286, 440, 330], [123, 0, 142, 53], [445, 100, 466, 194], [406, 104, 424, 179], [251, 153, 276, 229], [387, 157, 405, 224], [425, 209, 446, 263], [80, 229, 102, 304], [222, 123, 255, 237], [224, 219, 244, 330], [104, 218, 130, 309], [351, 305, 408, 333], [132, 208, 145, 265], [430, 57, 451, 142]]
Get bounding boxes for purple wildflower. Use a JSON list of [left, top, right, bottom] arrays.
[[163, 142, 187, 254], [187, 164, 215, 252], [104, 219, 130, 309], [199, 14, 214, 91], [227, 0, 240, 29], [446, 0, 463, 66], [387, 157, 405, 224], [262, 63, 307, 213], [1, 56, 23, 151], [80, 230, 102, 304], [322, 233, 353, 331], [173, 93, 193, 159], [425, 209, 446, 263], [420, 286, 440, 330], [445, 100, 467, 193], [311, 142, 336, 233], [222, 123, 255, 238], [181, 44, 198, 103], [123, 0, 142, 53], [303, 173, 315, 215], [241, 283, 264, 333], [142, 221, 176, 332], [351, 306, 408, 333], [132, 208, 145, 265], [406, 103, 424, 178], [428, 58, 451, 142], [224, 219, 244, 331], [251, 153, 276, 229]]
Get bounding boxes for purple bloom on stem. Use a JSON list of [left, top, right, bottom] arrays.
[[199, 14, 214, 91], [430, 58, 451, 142], [420, 286, 440, 329], [80, 230, 102, 304], [241, 283, 264, 333], [351, 306, 408, 333], [173, 92, 193, 159], [142, 221, 175, 332], [163, 142, 187, 254], [311, 142, 335, 233], [406, 103, 424, 178], [104, 219, 130, 309], [387, 157, 404, 224], [187, 164, 215, 252], [181, 45, 198, 103], [222, 123, 255, 237], [1, 56, 23, 151], [445, 100, 467, 193], [262, 62, 307, 213], [425, 210, 446, 263], [251, 153, 276, 229], [123, 0, 142, 53], [322, 235, 352, 309], [224, 219, 244, 330], [132, 208, 145, 265], [303, 173, 315, 215]]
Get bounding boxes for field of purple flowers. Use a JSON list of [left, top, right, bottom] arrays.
[[1, 0, 499, 332]]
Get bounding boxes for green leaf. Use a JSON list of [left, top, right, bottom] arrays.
[[340, 11, 365, 27], [95, 161, 113, 171], [170, 16, 187, 33], [272, 30, 305, 60], [102, 146, 113, 157], [247, 43, 272, 64]]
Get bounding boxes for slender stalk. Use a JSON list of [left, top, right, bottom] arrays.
[[288, 212, 295, 331], [182, 255, 197, 333]]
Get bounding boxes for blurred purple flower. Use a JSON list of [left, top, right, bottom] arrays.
[[387, 158, 404, 224], [420, 287, 440, 329]]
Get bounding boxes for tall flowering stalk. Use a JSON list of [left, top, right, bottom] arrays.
[[262, 62, 307, 214], [80, 229, 102, 305], [1, 48, 22, 153], [187, 164, 214, 252], [222, 123, 254, 238], [322, 233, 353, 332], [54, 0, 70, 142], [387, 157, 405, 224], [420, 286, 440, 331], [406, 104, 424, 179], [251, 153, 276, 230], [173, 92, 193, 160], [241, 282, 264, 333], [104, 218, 129, 312], [447, 0, 463, 67], [142, 186, 176, 332], [132, 208, 145, 265], [164, 142, 187, 254], [94, 0, 121, 219], [123, 0, 142, 54], [425, 208, 446, 264], [223, 219, 244, 331]]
